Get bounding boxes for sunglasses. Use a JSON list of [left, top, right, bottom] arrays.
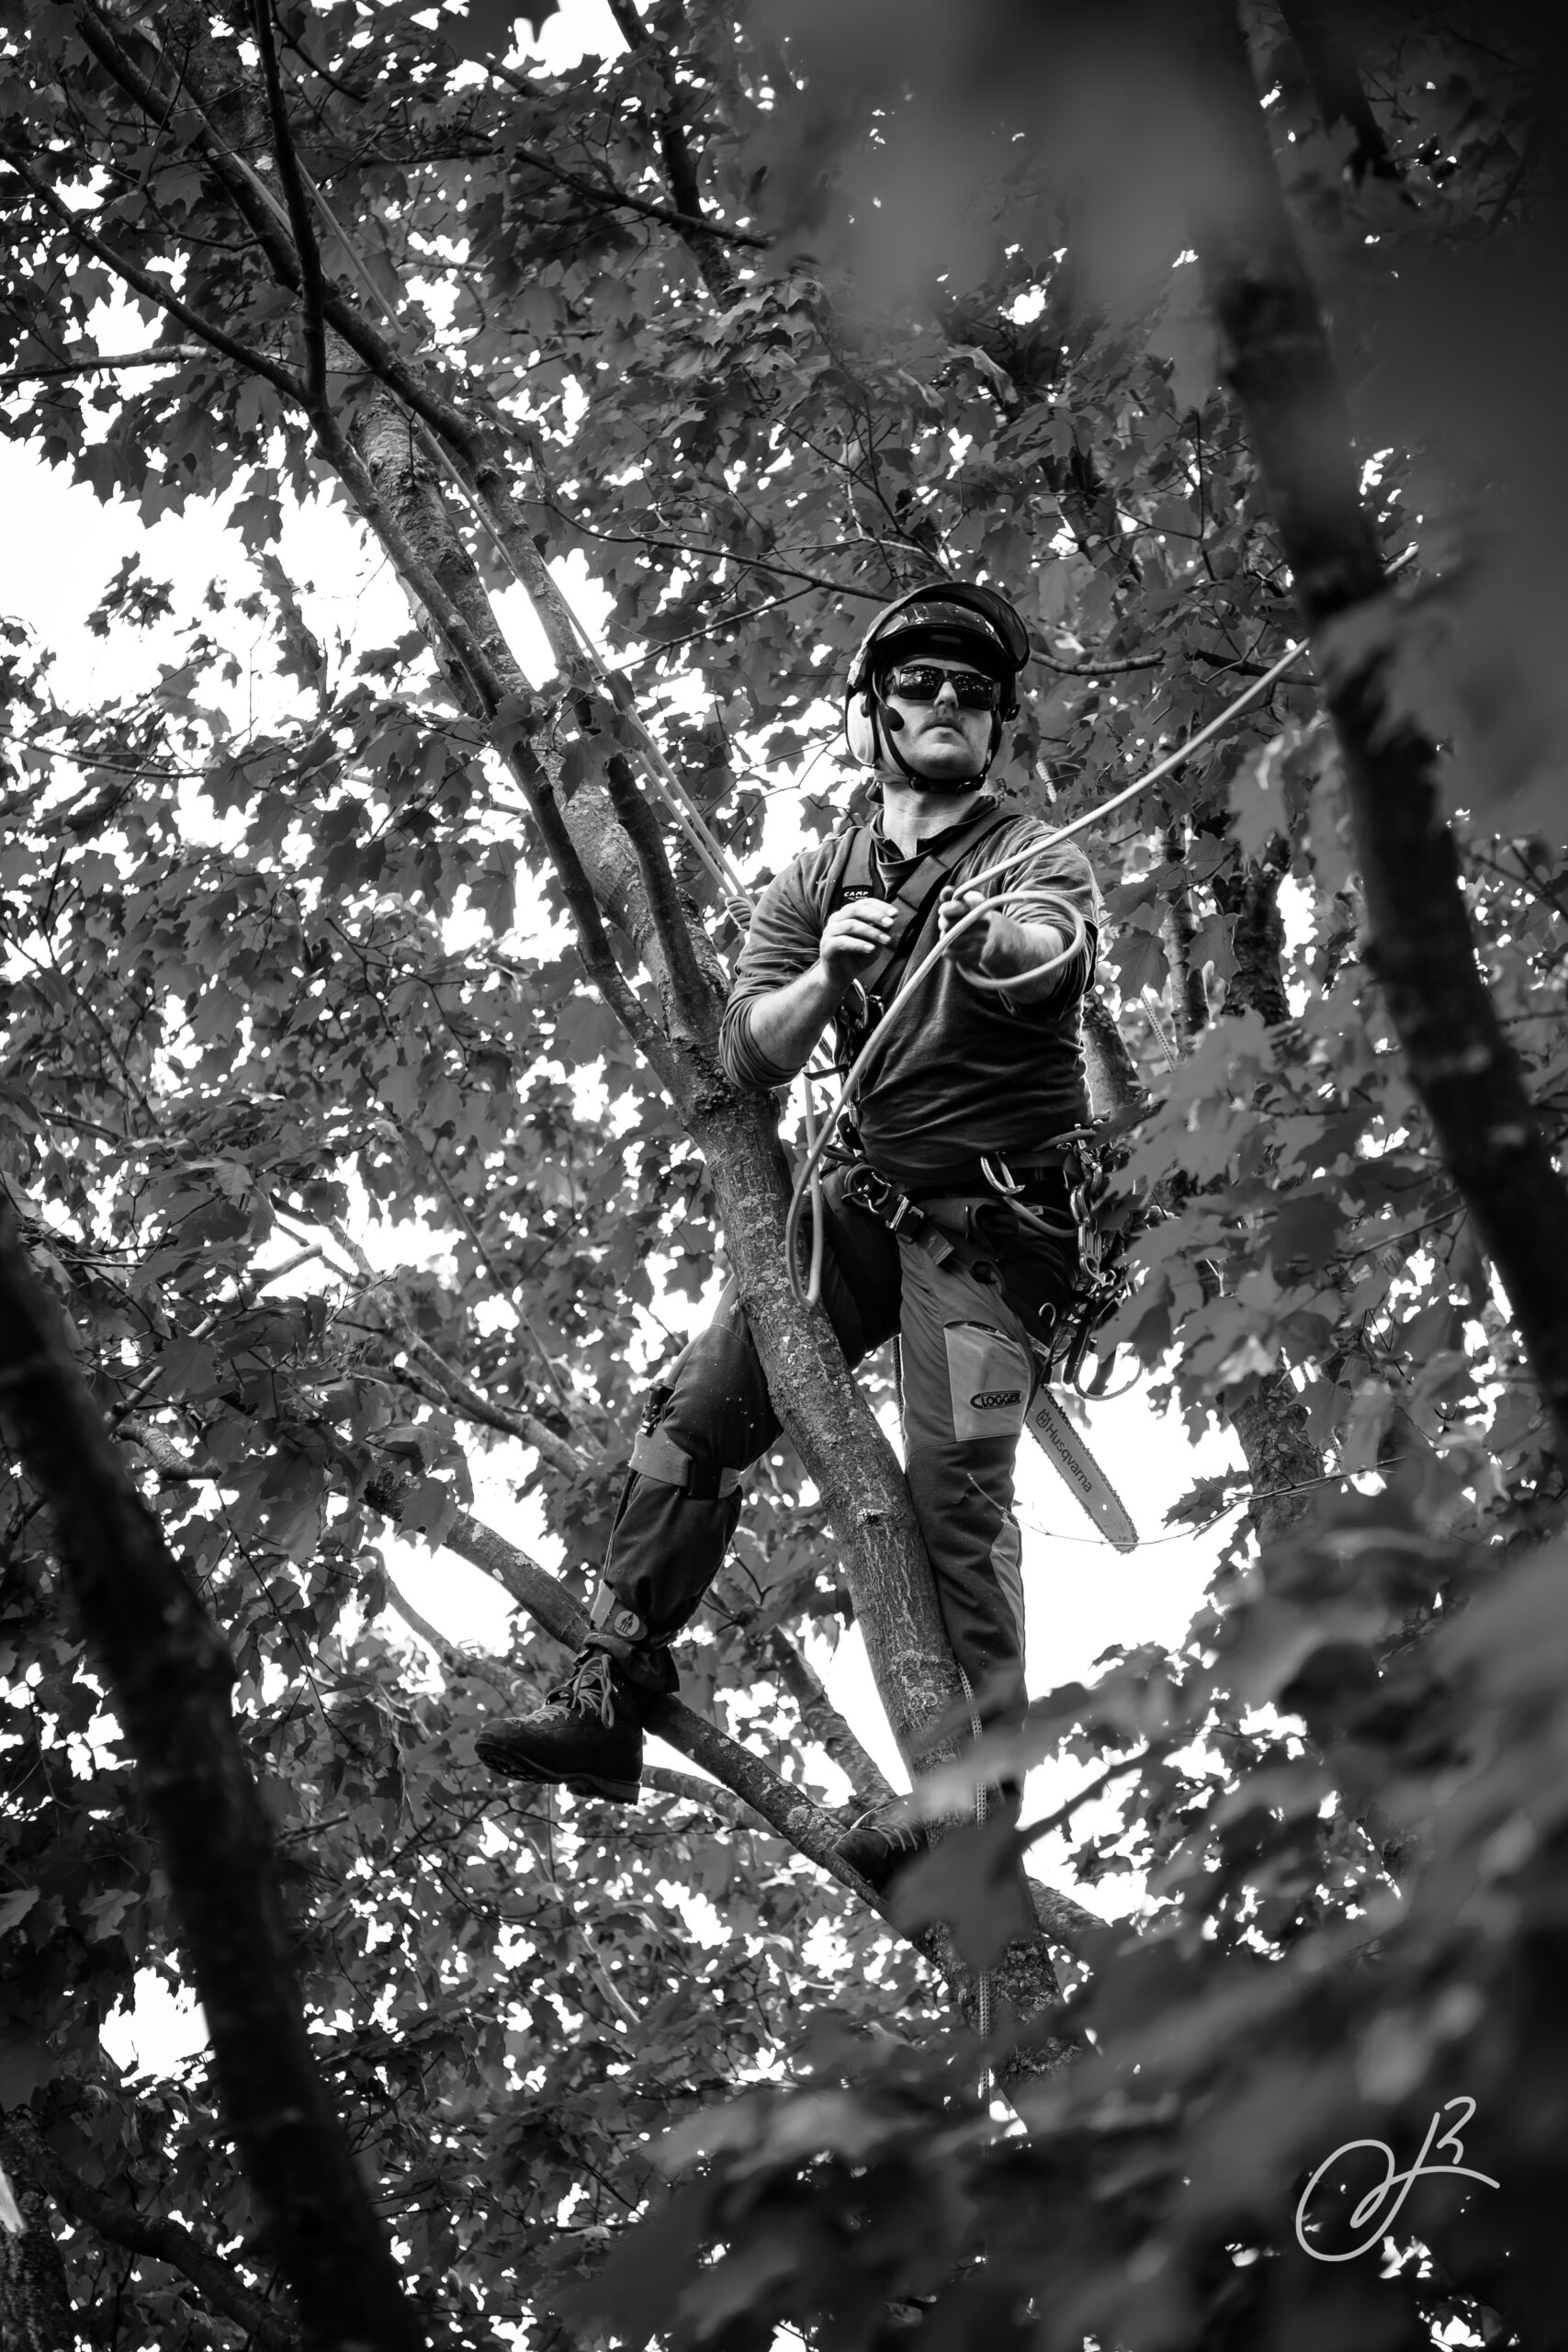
[[881, 664, 1000, 710]]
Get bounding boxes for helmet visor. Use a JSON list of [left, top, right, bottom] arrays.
[[870, 598, 1012, 684]]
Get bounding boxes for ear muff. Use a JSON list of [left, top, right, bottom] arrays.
[[844, 685, 882, 768]]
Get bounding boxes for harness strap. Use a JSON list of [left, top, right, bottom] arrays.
[[905, 1148, 1074, 1201], [629, 1423, 742, 1499], [824, 808, 1020, 1046]]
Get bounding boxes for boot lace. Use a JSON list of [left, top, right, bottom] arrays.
[[844, 1797, 923, 1855], [555, 1647, 617, 1726]]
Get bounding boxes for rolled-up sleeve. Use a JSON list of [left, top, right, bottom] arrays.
[[718, 860, 825, 1091]]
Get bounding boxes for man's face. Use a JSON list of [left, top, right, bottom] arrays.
[[878, 658, 998, 786]]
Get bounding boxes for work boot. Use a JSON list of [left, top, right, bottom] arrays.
[[476, 1645, 646, 1803], [834, 1797, 930, 1890]]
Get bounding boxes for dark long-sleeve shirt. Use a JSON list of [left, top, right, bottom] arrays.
[[718, 797, 1102, 1188]]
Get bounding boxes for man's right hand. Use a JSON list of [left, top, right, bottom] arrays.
[[817, 899, 899, 990], [742, 901, 901, 1080]]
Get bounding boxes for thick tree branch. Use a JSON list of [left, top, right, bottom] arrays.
[[74, 0, 483, 462], [1180, 0, 1568, 1461], [248, 0, 327, 406], [363, 1467, 1101, 1969], [601, 750, 719, 1035], [1160, 824, 1211, 1042], [0, 1209, 427, 2352], [0, 2116, 297, 2352], [362, 1466, 878, 1903], [316, 393, 680, 1082], [1213, 839, 1292, 1028], [0, 140, 302, 401], [1198, 837, 1329, 1547], [1082, 991, 1152, 1124]]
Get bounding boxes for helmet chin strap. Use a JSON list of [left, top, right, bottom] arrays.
[[870, 690, 990, 788]]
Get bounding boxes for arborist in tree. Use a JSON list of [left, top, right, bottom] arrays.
[[479, 584, 1107, 1883]]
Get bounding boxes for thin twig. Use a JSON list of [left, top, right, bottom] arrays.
[[389, 1347, 593, 1482], [1017, 1746, 1156, 1852], [615, 584, 817, 672], [500, 124, 768, 251], [1034, 642, 1166, 676], [0, 341, 208, 391], [381, 1573, 510, 1692]]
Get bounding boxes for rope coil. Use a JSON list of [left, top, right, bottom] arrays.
[[786, 854, 1093, 1300]]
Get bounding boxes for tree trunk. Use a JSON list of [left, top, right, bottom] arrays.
[[1180, 0, 1568, 1463], [0, 2164, 77, 2352]]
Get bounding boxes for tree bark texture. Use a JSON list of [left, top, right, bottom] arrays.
[[0, 1209, 426, 2352], [1160, 825, 1211, 1042], [1212, 845, 1292, 1030], [1179, 0, 1568, 1463], [0, 2154, 77, 2352]]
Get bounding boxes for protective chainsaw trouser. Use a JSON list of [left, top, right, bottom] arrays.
[[589, 1167, 1079, 1726]]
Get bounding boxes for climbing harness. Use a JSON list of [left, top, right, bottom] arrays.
[[831, 1138, 1144, 1549], [818, 804, 1022, 1056]]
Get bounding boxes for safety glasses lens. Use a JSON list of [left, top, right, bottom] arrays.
[[885, 666, 999, 709]]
